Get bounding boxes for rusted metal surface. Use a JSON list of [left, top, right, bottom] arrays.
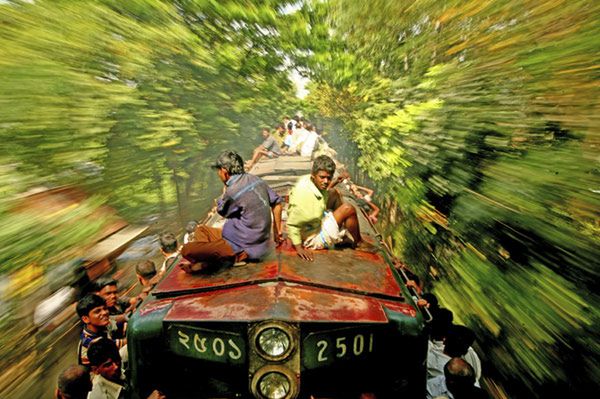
[[153, 252, 280, 296], [380, 299, 418, 318], [164, 282, 391, 323], [138, 298, 173, 317], [278, 242, 402, 298], [153, 241, 403, 300]]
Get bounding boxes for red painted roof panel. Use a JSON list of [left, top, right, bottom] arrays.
[[164, 282, 391, 323]]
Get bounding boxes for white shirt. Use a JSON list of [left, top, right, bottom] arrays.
[[300, 131, 319, 157], [88, 374, 123, 399], [427, 340, 482, 386], [427, 340, 449, 380], [290, 128, 308, 154], [464, 347, 482, 384], [426, 375, 453, 399], [160, 252, 179, 273]]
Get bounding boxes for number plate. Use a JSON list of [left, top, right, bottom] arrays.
[[303, 328, 377, 369], [168, 324, 246, 365]]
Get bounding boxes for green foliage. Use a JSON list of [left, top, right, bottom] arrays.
[[0, 1, 304, 385], [303, 0, 600, 396], [0, 0, 301, 222]]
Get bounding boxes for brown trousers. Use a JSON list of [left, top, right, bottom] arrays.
[[180, 226, 246, 264]]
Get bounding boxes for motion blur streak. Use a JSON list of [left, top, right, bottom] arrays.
[[0, 0, 598, 398]]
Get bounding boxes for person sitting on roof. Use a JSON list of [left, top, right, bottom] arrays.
[[287, 155, 363, 261], [282, 125, 294, 153], [300, 123, 320, 157], [330, 170, 380, 224], [159, 232, 181, 273], [246, 128, 282, 170], [180, 151, 283, 273], [183, 221, 198, 244], [273, 124, 286, 147], [288, 121, 309, 155]]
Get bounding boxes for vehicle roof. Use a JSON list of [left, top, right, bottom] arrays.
[[144, 156, 412, 323], [153, 242, 402, 299]]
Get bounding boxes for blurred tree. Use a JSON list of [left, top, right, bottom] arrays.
[[302, 0, 600, 397]]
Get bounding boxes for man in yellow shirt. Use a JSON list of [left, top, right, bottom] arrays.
[[286, 155, 362, 261]]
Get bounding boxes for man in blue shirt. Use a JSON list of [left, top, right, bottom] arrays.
[[181, 151, 283, 272]]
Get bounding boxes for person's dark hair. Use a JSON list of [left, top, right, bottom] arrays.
[[421, 292, 439, 311], [57, 365, 91, 399], [262, 127, 270, 133], [444, 324, 476, 357], [92, 277, 117, 293], [185, 220, 198, 234], [276, 124, 285, 130], [430, 307, 453, 341], [213, 150, 244, 175], [136, 260, 157, 280], [311, 155, 336, 175], [444, 357, 476, 394], [76, 294, 106, 318], [159, 232, 178, 253], [304, 123, 313, 131], [87, 338, 120, 367]]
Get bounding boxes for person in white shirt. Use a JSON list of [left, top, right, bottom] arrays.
[[87, 338, 165, 399], [428, 322, 482, 386], [300, 123, 319, 157], [427, 308, 454, 380], [427, 358, 488, 399], [289, 122, 309, 154]]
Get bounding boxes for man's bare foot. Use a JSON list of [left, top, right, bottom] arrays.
[[353, 240, 378, 252], [179, 259, 209, 273]]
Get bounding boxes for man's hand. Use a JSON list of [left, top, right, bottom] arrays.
[[406, 279, 422, 294], [294, 244, 314, 261], [274, 231, 284, 246], [368, 214, 378, 224], [147, 390, 166, 399]]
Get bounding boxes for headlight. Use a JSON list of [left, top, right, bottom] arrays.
[[257, 327, 290, 358], [258, 372, 291, 399]]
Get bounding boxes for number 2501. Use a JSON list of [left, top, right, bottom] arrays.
[[316, 333, 374, 362]]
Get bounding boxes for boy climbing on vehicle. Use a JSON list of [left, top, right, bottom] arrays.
[[287, 155, 362, 261], [76, 294, 126, 368]]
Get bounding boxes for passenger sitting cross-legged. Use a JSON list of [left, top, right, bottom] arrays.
[[180, 151, 283, 273], [287, 155, 362, 261]]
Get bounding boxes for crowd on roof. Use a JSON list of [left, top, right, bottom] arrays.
[[56, 114, 486, 399]]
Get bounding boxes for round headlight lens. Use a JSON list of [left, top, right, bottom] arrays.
[[258, 372, 291, 399], [257, 327, 290, 358]]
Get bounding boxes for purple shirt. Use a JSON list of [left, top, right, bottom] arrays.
[[217, 173, 281, 259]]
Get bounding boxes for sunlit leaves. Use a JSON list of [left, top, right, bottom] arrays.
[[303, 0, 600, 395]]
